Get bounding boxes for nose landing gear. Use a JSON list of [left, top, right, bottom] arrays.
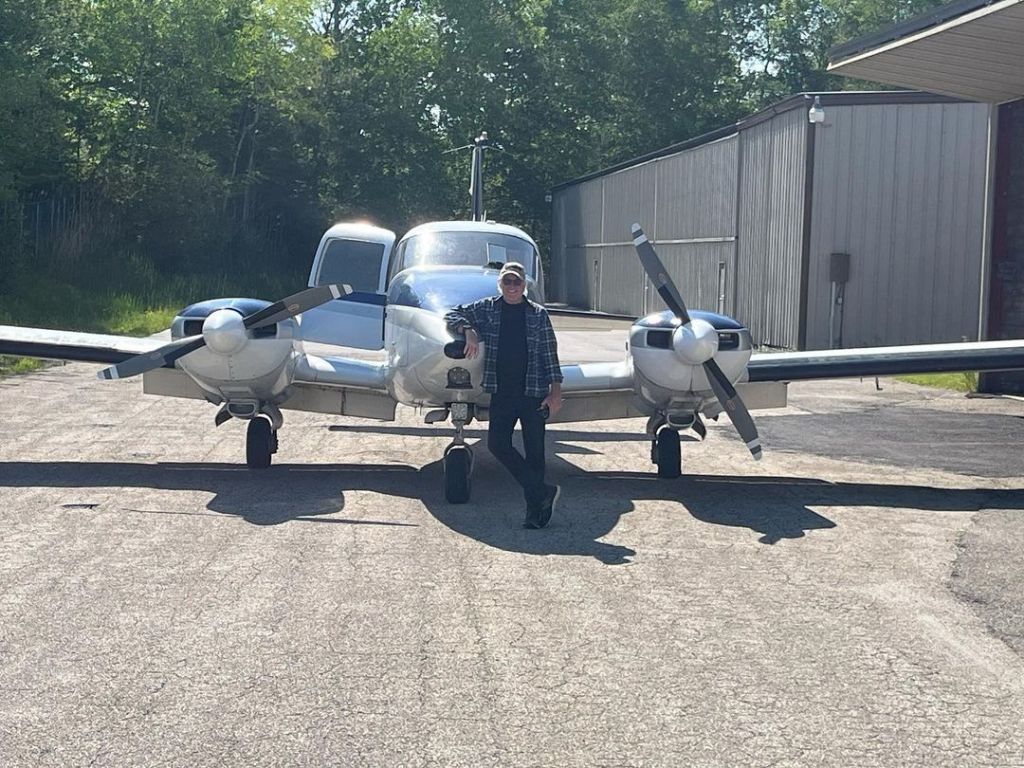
[[441, 403, 475, 503]]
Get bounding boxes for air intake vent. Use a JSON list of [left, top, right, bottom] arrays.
[[646, 330, 672, 349], [717, 332, 739, 350], [183, 320, 203, 336], [252, 324, 277, 339]]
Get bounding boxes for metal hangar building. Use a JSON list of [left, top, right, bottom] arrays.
[[828, 0, 1024, 390], [549, 90, 990, 352]]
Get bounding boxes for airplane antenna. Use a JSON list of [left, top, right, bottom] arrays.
[[445, 132, 504, 222]]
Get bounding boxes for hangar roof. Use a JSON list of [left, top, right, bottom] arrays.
[[828, 0, 1024, 104]]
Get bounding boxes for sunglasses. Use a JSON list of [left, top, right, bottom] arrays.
[[500, 276, 524, 286]]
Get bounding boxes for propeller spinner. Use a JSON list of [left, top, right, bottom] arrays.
[[97, 283, 351, 380], [631, 223, 762, 461]]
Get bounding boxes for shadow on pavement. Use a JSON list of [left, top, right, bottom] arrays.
[[3, 460, 1023, 561]]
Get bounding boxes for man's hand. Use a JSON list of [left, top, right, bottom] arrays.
[[541, 383, 563, 418], [464, 327, 480, 359]]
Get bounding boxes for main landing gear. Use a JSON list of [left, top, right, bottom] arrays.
[[649, 412, 706, 479], [652, 427, 681, 479], [217, 402, 282, 469], [246, 417, 279, 468], [428, 403, 475, 504]]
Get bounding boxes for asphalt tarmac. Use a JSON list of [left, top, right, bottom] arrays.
[[1, 335, 1023, 766]]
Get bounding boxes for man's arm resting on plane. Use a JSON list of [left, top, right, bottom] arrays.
[[443, 301, 488, 337]]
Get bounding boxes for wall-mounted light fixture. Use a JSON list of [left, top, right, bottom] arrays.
[[808, 95, 825, 124]]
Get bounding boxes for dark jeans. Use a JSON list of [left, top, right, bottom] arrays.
[[487, 393, 547, 509]]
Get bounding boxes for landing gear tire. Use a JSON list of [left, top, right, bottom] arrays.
[[246, 417, 274, 469], [444, 446, 473, 504], [655, 428, 681, 479]]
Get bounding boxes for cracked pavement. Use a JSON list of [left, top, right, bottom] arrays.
[[1, 333, 1024, 766]]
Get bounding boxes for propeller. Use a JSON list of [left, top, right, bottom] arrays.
[[631, 224, 762, 461], [97, 283, 350, 380]]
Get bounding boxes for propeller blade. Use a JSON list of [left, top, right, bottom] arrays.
[[631, 222, 762, 461], [243, 284, 351, 330], [97, 335, 206, 380], [703, 358, 762, 461], [631, 223, 690, 324]]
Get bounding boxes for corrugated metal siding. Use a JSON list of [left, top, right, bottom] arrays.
[[644, 242, 735, 315], [735, 108, 808, 348], [804, 102, 989, 348], [600, 161, 657, 244], [552, 135, 739, 315], [551, 96, 989, 349], [596, 245, 647, 315], [656, 137, 738, 240], [563, 247, 593, 309]]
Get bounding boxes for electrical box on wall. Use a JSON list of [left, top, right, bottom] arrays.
[[829, 252, 850, 284]]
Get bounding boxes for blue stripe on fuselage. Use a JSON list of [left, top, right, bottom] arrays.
[[336, 291, 387, 306]]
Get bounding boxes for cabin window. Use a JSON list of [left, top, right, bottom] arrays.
[[392, 232, 537, 279], [316, 239, 386, 293]]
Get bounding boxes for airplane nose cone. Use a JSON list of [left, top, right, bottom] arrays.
[[672, 318, 719, 365], [202, 309, 248, 355]]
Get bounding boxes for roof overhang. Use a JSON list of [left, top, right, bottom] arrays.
[[828, 0, 1024, 104]]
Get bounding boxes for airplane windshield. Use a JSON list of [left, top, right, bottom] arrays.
[[387, 270, 535, 312], [393, 232, 536, 276]]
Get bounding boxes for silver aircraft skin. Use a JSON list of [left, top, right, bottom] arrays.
[[3, 217, 1024, 501]]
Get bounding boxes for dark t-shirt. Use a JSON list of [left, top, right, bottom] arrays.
[[496, 299, 528, 396]]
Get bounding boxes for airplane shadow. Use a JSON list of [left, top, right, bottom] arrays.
[[0, 461, 423, 527], [3, 456, 1023, 563]]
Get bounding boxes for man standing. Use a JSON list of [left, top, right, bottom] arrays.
[[444, 262, 563, 528]]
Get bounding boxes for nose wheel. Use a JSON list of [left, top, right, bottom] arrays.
[[444, 445, 474, 503], [441, 402, 475, 503], [246, 416, 278, 469]]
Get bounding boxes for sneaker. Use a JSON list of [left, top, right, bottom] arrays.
[[537, 484, 561, 528], [523, 506, 542, 529]]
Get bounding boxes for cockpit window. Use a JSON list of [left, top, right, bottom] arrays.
[[391, 232, 537, 278]]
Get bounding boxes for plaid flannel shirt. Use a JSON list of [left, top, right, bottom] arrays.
[[444, 296, 563, 398]]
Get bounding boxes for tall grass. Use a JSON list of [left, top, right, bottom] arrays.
[[0, 263, 307, 336], [896, 371, 978, 393]]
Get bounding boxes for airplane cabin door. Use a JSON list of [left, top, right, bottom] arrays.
[[300, 223, 396, 350]]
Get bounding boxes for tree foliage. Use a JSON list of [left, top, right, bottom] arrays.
[[0, 0, 950, 293]]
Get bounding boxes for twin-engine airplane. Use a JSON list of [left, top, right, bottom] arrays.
[[3, 217, 1024, 504]]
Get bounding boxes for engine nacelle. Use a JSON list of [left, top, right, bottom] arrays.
[[629, 309, 754, 408], [169, 298, 300, 402]]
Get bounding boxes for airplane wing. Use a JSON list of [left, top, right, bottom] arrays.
[[0, 323, 400, 422], [747, 339, 1024, 382], [0, 325, 166, 364]]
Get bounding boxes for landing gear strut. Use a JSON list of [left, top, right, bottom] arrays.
[[441, 403, 474, 503]]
